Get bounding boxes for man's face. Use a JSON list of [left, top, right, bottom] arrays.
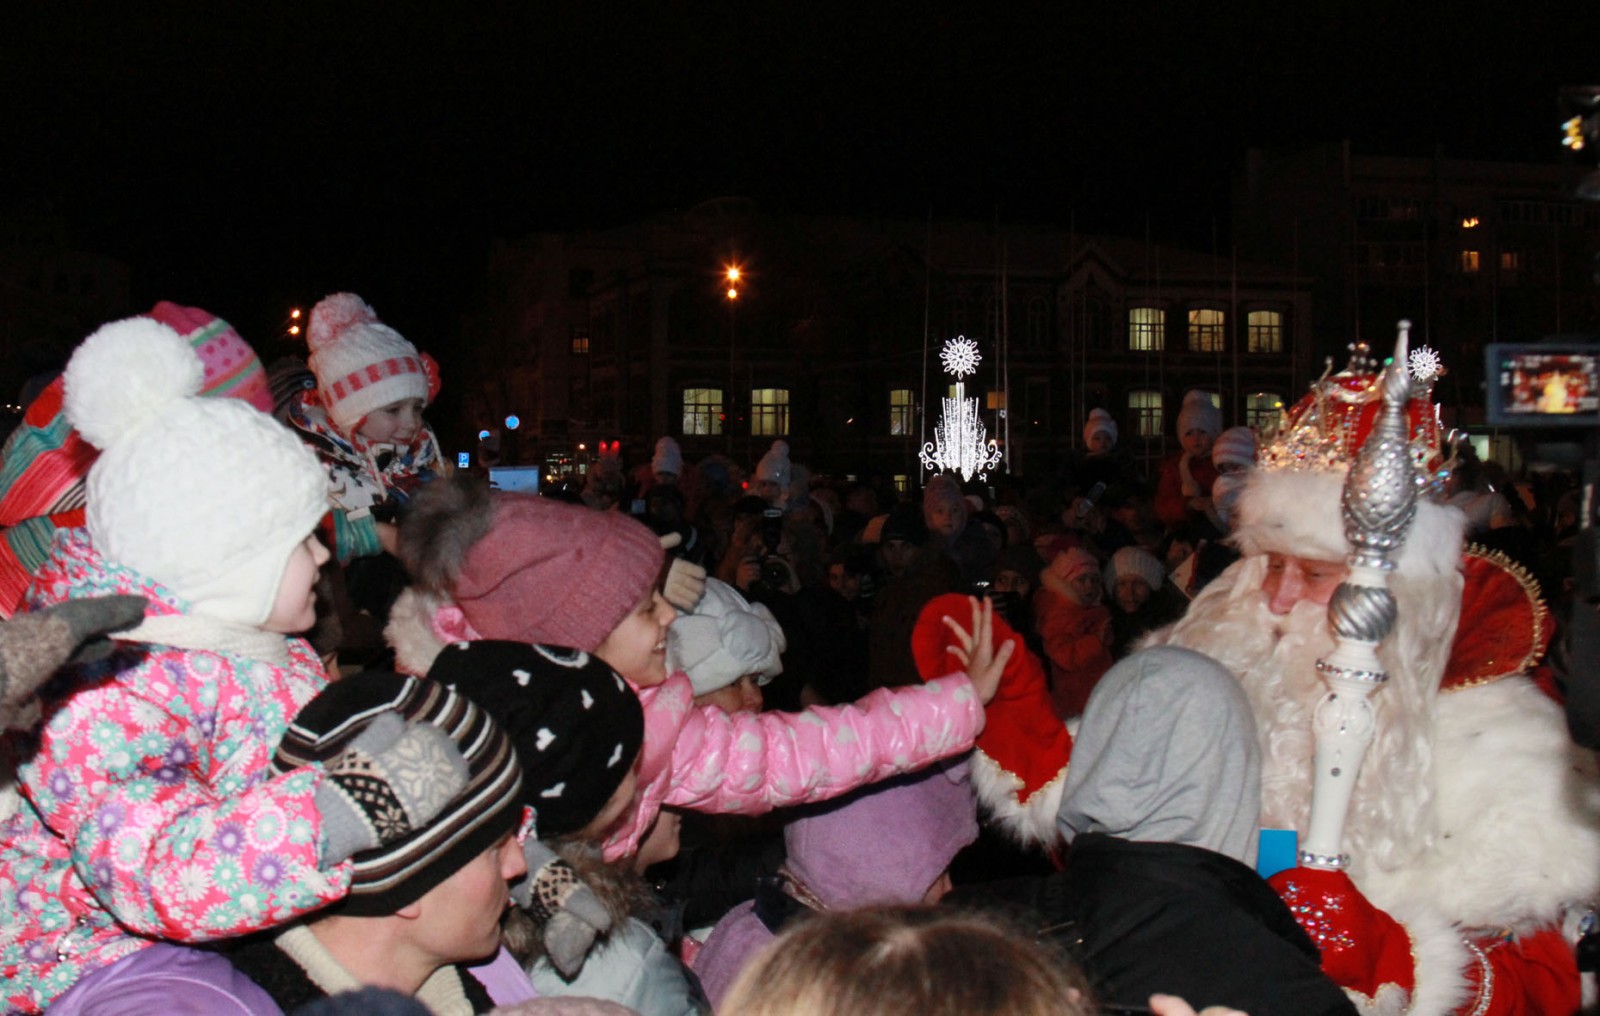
[[881, 538, 918, 576], [411, 832, 526, 965], [1262, 552, 1349, 615], [992, 569, 1031, 596]]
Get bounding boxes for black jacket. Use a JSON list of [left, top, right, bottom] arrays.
[[950, 834, 1357, 1016]]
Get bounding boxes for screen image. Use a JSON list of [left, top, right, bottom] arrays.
[[1498, 351, 1600, 417], [489, 466, 541, 494]]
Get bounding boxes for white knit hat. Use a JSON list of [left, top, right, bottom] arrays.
[[653, 436, 684, 477], [307, 292, 430, 435], [667, 578, 785, 695], [65, 318, 329, 626], [1083, 407, 1118, 447], [1105, 545, 1165, 594], [1177, 390, 1222, 438], [755, 440, 791, 487]]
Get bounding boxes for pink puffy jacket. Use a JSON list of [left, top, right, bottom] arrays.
[[603, 670, 984, 860]]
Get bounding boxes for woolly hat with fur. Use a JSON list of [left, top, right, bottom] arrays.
[[652, 437, 683, 477], [667, 577, 785, 695], [306, 292, 430, 436], [426, 640, 643, 839], [1177, 390, 1222, 439], [755, 440, 791, 487], [1083, 408, 1117, 448], [399, 476, 664, 653], [64, 318, 327, 626]]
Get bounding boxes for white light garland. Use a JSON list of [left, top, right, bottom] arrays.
[[920, 336, 1003, 481]]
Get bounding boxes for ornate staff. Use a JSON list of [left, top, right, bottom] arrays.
[[1299, 322, 1420, 870]]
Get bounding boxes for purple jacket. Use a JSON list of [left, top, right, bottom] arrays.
[[692, 760, 978, 1007]]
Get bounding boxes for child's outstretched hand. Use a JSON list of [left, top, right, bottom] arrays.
[[940, 595, 1015, 705], [1149, 994, 1248, 1016]]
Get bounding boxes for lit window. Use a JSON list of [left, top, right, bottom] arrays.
[[1128, 307, 1164, 352], [570, 329, 590, 355], [1500, 250, 1521, 272], [1187, 308, 1226, 353], [1246, 392, 1285, 430], [682, 387, 723, 436], [893, 474, 911, 495], [1128, 390, 1164, 439], [1246, 310, 1283, 354], [1461, 250, 1480, 274], [751, 388, 790, 437], [889, 388, 914, 436]]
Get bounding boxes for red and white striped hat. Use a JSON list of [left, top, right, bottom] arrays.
[[307, 292, 431, 435]]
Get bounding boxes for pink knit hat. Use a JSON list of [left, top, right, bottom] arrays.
[[306, 292, 431, 435], [146, 302, 273, 413], [454, 494, 665, 652]]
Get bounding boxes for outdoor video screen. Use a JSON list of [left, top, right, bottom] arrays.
[[1497, 351, 1600, 417]]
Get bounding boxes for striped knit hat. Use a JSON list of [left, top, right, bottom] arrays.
[[306, 292, 431, 436], [275, 671, 524, 915], [147, 302, 273, 413]]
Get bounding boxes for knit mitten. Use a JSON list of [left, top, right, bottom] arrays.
[[659, 533, 706, 612], [0, 595, 147, 729], [512, 837, 613, 978], [314, 712, 469, 867]]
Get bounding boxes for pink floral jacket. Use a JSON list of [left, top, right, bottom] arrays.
[[0, 530, 349, 1013], [602, 670, 984, 860]]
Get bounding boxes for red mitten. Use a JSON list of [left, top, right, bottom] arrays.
[[1269, 867, 1415, 1000]]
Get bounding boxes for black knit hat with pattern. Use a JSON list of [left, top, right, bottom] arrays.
[[426, 640, 645, 839], [274, 671, 523, 916]]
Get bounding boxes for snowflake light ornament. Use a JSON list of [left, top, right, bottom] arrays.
[[940, 336, 982, 378], [921, 336, 1003, 482]]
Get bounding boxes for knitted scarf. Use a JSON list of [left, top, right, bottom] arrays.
[[288, 393, 441, 515]]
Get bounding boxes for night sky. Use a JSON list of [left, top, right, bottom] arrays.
[[5, 1, 1593, 348]]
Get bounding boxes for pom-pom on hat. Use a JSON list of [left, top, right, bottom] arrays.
[[652, 437, 683, 478], [755, 440, 791, 488], [426, 640, 644, 839], [1211, 426, 1258, 470], [64, 318, 327, 626], [147, 302, 274, 413], [1083, 408, 1118, 448], [668, 577, 785, 695], [403, 478, 665, 654], [1177, 390, 1222, 439], [1105, 546, 1165, 594], [274, 671, 523, 915], [306, 292, 430, 436]]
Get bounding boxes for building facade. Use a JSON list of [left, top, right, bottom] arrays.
[[464, 199, 1314, 485]]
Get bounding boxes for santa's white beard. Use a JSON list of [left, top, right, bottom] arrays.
[[1148, 555, 1460, 880]]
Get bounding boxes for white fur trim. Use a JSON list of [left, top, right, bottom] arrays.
[[385, 587, 451, 676], [1358, 676, 1600, 932], [1233, 469, 1465, 581], [969, 747, 1066, 849]]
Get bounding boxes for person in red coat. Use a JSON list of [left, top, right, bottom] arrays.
[[1034, 547, 1114, 721], [1154, 390, 1222, 530]]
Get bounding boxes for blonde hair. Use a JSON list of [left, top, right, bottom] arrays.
[[718, 906, 1093, 1016]]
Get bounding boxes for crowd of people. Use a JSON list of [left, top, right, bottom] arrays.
[[0, 296, 1594, 1015]]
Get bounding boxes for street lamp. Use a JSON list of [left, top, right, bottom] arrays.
[[724, 264, 741, 452]]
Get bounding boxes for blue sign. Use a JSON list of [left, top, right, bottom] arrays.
[[504, 415, 521, 430], [457, 452, 471, 468]]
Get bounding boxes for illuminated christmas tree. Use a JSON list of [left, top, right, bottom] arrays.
[[920, 336, 1003, 482]]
